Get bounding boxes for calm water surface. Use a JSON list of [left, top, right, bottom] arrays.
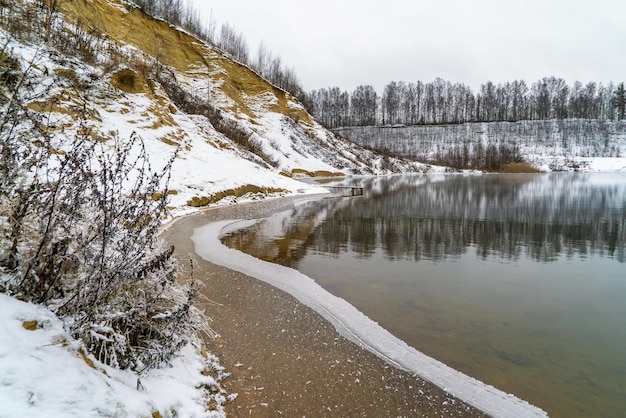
[[221, 173, 626, 418]]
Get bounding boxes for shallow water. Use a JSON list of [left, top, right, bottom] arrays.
[[221, 173, 626, 418]]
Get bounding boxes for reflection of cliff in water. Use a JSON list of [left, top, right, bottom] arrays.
[[222, 174, 626, 265]]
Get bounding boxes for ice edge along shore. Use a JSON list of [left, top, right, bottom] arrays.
[[191, 219, 549, 418]]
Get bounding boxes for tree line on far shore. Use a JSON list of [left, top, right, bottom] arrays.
[[303, 78, 626, 129]]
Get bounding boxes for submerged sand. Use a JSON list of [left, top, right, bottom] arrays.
[[162, 196, 486, 417]]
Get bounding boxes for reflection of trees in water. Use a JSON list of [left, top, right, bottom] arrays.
[[224, 175, 626, 265]]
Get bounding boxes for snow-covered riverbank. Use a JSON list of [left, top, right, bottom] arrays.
[[0, 292, 229, 418]]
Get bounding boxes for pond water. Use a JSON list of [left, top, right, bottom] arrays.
[[221, 173, 626, 418]]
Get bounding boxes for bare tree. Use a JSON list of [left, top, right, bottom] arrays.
[[39, 0, 63, 41], [350, 85, 378, 126], [614, 82, 626, 120], [218, 22, 249, 64], [382, 81, 401, 125]]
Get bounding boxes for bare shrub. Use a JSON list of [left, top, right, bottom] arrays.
[[0, 48, 204, 372]]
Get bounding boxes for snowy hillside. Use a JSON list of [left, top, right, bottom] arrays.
[[336, 120, 626, 172], [2, 0, 431, 215]]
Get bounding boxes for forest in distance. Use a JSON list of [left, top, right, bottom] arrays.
[[129, 1, 626, 132], [305, 78, 626, 129]]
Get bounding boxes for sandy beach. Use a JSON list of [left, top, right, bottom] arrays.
[[162, 196, 487, 417]]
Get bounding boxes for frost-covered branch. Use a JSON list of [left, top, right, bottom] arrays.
[[0, 47, 205, 372]]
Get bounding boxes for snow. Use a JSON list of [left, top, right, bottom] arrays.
[[338, 121, 626, 174], [0, 292, 226, 418], [85, 70, 330, 212], [533, 156, 626, 172], [2, 8, 622, 417], [191, 220, 549, 418], [585, 157, 626, 171]]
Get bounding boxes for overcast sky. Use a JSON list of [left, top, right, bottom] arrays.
[[189, 0, 626, 93]]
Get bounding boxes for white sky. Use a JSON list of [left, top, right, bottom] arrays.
[[189, 0, 626, 93]]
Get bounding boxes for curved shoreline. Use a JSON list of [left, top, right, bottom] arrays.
[[163, 196, 546, 417], [192, 218, 547, 418]]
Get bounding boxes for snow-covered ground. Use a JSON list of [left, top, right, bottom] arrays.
[[0, 291, 230, 418]]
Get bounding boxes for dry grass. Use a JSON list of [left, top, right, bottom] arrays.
[[54, 67, 81, 87], [27, 92, 86, 117], [21, 320, 39, 331], [290, 168, 344, 178], [152, 189, 178, 201], [187, 185, 286, 207], [498, 162, 544, 173], [78, 348, 96, 369]]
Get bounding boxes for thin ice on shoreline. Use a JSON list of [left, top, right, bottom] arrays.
[[191, 220, 549, 418]]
